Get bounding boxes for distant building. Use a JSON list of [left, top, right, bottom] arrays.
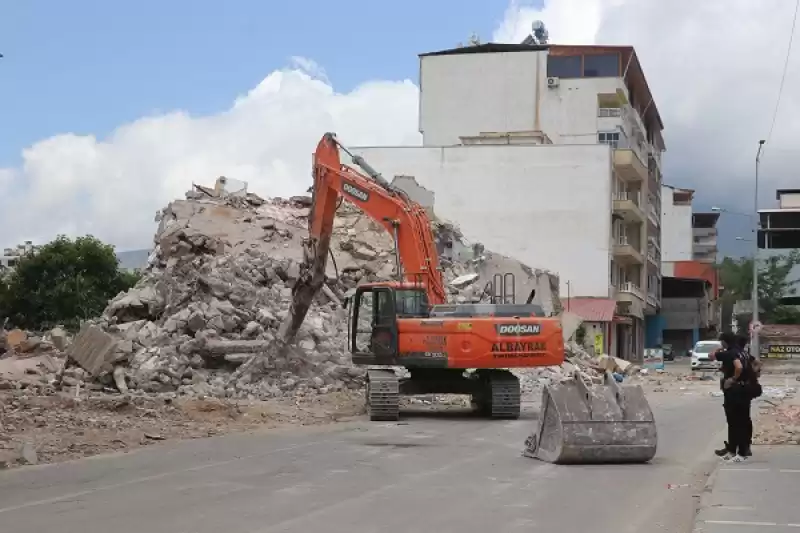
[[654, 185, 721, 354], [0, 241, 40, 272]]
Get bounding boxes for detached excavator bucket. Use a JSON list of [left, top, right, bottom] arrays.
[[524, 371, 657, 464]]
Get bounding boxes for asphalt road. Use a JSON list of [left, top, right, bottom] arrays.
[[0, 378, 725, 533]]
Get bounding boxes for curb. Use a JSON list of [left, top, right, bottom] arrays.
[[692, 462, 720, 533]]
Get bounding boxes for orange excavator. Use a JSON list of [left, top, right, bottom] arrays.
[[278, 133, 659, 464], [280, 133, 565, 421]]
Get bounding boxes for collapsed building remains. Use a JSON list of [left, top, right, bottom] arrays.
[[59, 182, 563, 399]]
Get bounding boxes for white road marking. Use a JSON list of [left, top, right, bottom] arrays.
[[713, 505, 756, 511], [720, 468, 800, 473], [705, 520, 800, 527]]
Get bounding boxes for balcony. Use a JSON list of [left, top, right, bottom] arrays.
[[693, 227, 718, 239], [613, 191, 645, 223], [614, 284, 645, 319], [647, 248, 659, 266], [614, 149, 648, 182], [647, 204, 660, 228], [647, 292, 659, 309], [613, 236, 644, 265], [619, 281, 645, 301]]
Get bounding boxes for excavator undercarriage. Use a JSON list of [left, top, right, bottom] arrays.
[[365, 368, 521, 421]]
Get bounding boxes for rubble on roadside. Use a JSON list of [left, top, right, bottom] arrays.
[[0, 386, 364, 468], [35, 183, 560, 400], [754, 385, 800, 445]]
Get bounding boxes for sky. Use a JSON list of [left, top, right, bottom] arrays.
[[1, 0, 800, 257]]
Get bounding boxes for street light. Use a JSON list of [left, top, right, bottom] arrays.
[[711, 206, 751, 218], [753, 139, 766, 357]]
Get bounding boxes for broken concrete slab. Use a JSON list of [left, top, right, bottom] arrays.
[[67, 325, 119, 377]]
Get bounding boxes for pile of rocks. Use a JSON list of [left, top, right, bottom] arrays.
[[69, 184, 560, 400]]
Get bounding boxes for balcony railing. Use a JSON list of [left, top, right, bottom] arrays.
[[614, 190, 641, 206], [648, 204, 659, 227], [619, 281, 645, 301], [598, 107, 622, 117], [647, 293, 658, 308], [616, 235, 634, 247]]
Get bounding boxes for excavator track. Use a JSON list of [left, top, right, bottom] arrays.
[[471, 370, 521, 419], [486, 371, 521, 419], [366, 369, 400, 421]]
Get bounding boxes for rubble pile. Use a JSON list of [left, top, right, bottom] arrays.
[[63, 185, 560, 399]]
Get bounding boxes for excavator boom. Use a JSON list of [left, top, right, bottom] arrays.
[[277, 133, 447, 348]]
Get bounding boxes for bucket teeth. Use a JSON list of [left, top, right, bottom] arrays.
[[525, 373, 658, 464]]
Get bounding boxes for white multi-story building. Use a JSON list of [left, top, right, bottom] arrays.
[[661, 185, 720, 268], [659, 184, 721, 350], [661, 185, 695, 263], [354, 42, 666, 360], [0, 241, 39, 272]]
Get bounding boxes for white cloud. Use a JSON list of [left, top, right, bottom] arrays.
[[5, 0, 800, 252], [0, 68, 420, 250], [494, 0, 800, 217]]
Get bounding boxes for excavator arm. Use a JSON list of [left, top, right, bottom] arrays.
[[275, 133, 446, 348]]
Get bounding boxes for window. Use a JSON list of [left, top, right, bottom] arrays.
[[547, 55, 581, 78], [583, 53, 620, 77], [598, 131, 620, 148]]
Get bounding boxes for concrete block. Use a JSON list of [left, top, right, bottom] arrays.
[[67, 325, 119, 376]]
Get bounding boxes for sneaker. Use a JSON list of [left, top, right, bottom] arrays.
[[721, 452, 735, 461], [728, 455, 748, 463], [715, 442, 732, 457]]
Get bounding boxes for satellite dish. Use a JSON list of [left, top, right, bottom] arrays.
[[531, 20, 549, 44]]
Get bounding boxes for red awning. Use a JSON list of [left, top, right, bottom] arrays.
[[563, 298, 617, 322]]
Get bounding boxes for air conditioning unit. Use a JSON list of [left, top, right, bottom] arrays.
[[547, 76, 560, 88]]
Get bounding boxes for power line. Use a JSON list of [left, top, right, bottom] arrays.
[[766, 0, 800, 146]]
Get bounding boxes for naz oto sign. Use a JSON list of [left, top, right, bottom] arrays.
[[766, 344, 800, 359]]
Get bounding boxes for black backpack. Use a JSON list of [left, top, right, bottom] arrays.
[[738, 351, 763, 399]]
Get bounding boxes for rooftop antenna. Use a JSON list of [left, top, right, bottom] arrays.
[[521, 20, 549, 45], [468, 32, 481, 46]]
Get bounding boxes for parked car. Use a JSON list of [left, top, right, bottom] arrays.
[[662, 344, 674, 361], [690, 340, 723, 371]]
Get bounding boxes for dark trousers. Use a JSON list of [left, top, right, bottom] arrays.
[[724, 399, 752, 454]]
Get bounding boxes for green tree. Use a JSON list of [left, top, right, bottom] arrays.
[[718, 249, 800, 325], [0, 236, 141, 331]]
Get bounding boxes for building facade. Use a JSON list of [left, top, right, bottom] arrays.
[[354, 42, 666, 360], [653, 185, 721, 351], [0, 241, 39, 272]]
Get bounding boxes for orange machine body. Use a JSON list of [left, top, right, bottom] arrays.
[[396, 316, 565, 369]]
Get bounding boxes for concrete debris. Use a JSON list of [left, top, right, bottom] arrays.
[[508, 341, 642, 398], [22, 188, 560, 400]]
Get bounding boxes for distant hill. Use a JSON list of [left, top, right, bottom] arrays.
[[116, 249, 150, 271]]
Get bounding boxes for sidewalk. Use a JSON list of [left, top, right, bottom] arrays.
[[695, 446, 800, 532]]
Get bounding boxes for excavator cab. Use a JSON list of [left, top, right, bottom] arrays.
[[347, 284, 429, 365]]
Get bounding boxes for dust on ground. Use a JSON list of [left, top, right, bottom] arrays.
[[0, 389, 364, 468]]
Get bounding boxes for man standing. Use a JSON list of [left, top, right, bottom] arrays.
[[712, 332, 750, 462]]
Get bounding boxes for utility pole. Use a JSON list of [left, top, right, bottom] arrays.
[[753, 139, 766, 357]]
